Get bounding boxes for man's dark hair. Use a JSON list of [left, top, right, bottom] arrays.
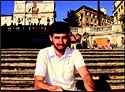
[[49, 21, 70, 36], [76, 33, 81, 37]]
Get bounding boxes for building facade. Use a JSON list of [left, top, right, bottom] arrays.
[[113, 0, 125, 24], [75, 5, 113, 27], [1, 0, 56, 26]]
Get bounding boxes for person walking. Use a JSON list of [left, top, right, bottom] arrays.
[[121, 37, 125, 48], [81, 32, 88, 49], [76, 33, 82, 49], [69, 32, 77, 49]]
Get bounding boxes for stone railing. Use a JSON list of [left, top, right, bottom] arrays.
[[70, 24, 124, 35]]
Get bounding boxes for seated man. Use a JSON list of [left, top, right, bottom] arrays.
[[104, 39, 112, 49], [34, 21, 95, 91], [92, 40, 98, 49]]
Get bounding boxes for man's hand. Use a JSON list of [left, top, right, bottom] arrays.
[[34, 76, 63, 91], [49, 85, 63, 91]]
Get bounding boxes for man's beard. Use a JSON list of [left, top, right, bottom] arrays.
[[53, 44, 67, 53]]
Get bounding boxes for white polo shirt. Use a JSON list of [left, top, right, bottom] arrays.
[[34, 45, 86, 91]]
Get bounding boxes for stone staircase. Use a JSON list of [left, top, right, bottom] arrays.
[[1, 48, 125, 91]]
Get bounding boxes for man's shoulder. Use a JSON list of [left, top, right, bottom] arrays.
[[68, 47, 81, 54], [39, 46, 52, 54]]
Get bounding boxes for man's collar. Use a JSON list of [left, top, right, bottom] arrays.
[[49, 45, 72, 58]]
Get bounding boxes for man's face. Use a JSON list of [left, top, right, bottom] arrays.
[[49, 33, 69, 52], [76, 35, 80, 39]]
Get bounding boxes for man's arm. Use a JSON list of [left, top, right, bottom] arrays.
[[34, 75, 63, 91], [34, 50, 62, 91], [77, 66, 95, 91]]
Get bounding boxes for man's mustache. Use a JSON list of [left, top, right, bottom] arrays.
[[57, 44, 66, 46]]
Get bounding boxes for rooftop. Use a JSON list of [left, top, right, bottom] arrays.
[[75, 5, 112, 17]]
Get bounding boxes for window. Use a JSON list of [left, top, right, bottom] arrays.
[[95, 15, 97, 18], [95, 20, 96, 23], [114, 5, 116, 9], [91, 19, 93, 22], [89, 13, 91, 16], [87, 12, 90, 16], [91, 14, 93, 17], [119, 8, 120, 12], [86, 23, 89, 26], [11, 16, 13, 20], [86, 18, 89, 21], [114, 12, 118, 16], [121, 5, 123, 9], [85, 12, 87, 16]]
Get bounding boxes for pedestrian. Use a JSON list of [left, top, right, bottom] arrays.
[[121, 37, 125, 48], [81, 32, 88, 49], [92, 40, 98, 49], [86, 32, 91, 49], [69, 32, 76, 49], [103, 39, 112, 49], [34, 21, 95, 91], [76, 33, 82, 49]]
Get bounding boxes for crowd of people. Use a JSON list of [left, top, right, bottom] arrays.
[[69, 32, 124, 50], [69, 32, 91, 49], [101, 39, 116, 50]]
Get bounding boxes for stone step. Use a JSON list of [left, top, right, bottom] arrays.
[[1, 51, 39, 54], [1, 48, 124, 51], [81, 51, 125, 55], [1, 75, 124, 81], [1, 58, 124, 64], [80, 49, 125, 52], [1, 50, 124, 54], [1, 61, 125, 67], [1, 79, 124, 91], [1, 87, 34, 90], [1, 54, 124, 58], [1, 48, 39, 50], [1, 68, 124, 74], [1, 86, 124, 91], [1, 57, 124, 62], [1, 62, 124, 67], [1, 79, 124, 85], [1, 48, 124, 52], [1, 48, 124, 91]]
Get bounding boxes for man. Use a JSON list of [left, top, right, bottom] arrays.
[[34, 21, 95, 91], [104, 39, 112, 49], [121, 37, 125, 48], [76, 33, 82, 49], [69, 32, 76, 49], [81, 32, 87, 49], [92, 40, 98, 49]]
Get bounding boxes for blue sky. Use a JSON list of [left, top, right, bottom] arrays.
[[1, 1, 114, 21]]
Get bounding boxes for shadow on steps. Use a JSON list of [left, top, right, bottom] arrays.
[[76, 73, 111, 91]]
